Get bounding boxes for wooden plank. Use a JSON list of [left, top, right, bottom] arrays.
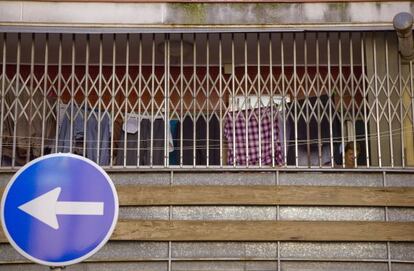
[[2, 185, 414, 207], [118, 185, 414, 207], [112, 220, 414, 241], [2, 220, 413, 243]]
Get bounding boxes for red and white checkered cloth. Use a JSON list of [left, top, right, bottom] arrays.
[[224, 107, 283, 166]]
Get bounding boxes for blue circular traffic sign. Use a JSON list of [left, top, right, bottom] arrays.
[[1, 153, 119, 266]]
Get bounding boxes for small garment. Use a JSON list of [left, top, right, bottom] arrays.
[[58, 105, 111, 165], [179, 114, 220, 165], [224, 107, 283, 166], [116, 114, 173, 166], [169, 120, 179, 165]]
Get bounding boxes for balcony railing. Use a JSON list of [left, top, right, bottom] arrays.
[[0, 32, 413, 170]]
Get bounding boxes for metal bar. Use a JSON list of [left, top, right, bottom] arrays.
[[54, 34, 63, 153], [122, 34, 128, 167], [373, 34, 382, 167], [110, 34, 116, 167], [361, 33, 370, 168], [41, 33, 49, 158], [179, 33, 184, 167], [350, 32, 357, 167], [231, 33, 236, 167], [97, 33, 104, 164], [83, 34, 90, 159], [316, 32, 322, 167], [137, 33, 142, 167], [257, 33, 262, 168], [165, 33, 170, 168], [11, 33, 21, 168], [304, 33, 311, 167], [398, 54, 405, 168], [192, 33, 196, 167], [411, 60, 414, 163], [69, 34, 76, 155], [269, 33, 275, 168], [27, 33, 35, 163], [385, 35, 394, 168], [219, 33, 223, 168], [339, 33, 346, 168], [0, 33, 6, 166], [124, 33, 131, 168], [206, 33, 210, 167], [150, 33, 155, 167], [281, 33, 287, 167], [327, 32, 335, 168], [244, 33, 249, 167], [293, 33, 298, 167]]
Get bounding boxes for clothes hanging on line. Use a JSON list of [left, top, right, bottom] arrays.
[[58, 105, 111, 165], [169, 119, 179, 165], [224, 106, 283, 166], [116, 114, 173, 166], [177, 114, 221, 166]]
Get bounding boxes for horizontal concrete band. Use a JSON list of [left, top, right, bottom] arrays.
[[2, 220, 413, 242], [2, 185, 414, 207], [0, 1, 412, 31]]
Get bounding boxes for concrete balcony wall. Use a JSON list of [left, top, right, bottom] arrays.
[[0, 171, 413, 270], [0, 2, 412, 32]]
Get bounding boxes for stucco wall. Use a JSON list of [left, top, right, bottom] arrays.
[[0, 1, 412, 32]]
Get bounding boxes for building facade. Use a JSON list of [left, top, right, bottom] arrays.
[[0, 1, 413, 271]]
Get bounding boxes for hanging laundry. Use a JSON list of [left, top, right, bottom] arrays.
[[116, 113, 174, 166], [58, 105, 111, 165], [178, 114, 220, 166], [224, 106, 283, 166]]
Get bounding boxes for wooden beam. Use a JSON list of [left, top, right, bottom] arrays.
[[112, 220, 414, 241], [2, 220, 413, 243], [2, 185, 413, 207], [118, 185, 414, 207]]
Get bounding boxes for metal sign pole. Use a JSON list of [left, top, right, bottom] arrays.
[[50, 267, 65, 271]]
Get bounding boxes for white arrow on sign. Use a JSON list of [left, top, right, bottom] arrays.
[[18, 187, 104, 230]]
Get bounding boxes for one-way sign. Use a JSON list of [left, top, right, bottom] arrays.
[[1, 153, 119, 266]]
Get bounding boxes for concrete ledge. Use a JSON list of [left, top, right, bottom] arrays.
[[0, 2, 412, 32]]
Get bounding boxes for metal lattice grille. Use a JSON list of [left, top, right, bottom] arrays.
[[0, 32, 413, 169]]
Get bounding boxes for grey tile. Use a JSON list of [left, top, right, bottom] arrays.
[[0, 173, 14, 188], [390, 243, 414, 261], [173, 172, 276, 185], [387, 208, 414, 222], [386, 174, 414, 187], [172, 261, 276, 271], [67, 262, 168, 271], [390, 263, 414, 271], [0, 244, 28, 262], [172, 242, 277, 258], [110, 173, 170, 185], [90, 241, 169, 260], [0, 265, 45, 271], [280, 261, 388, 271], [280, 242, 388, 259], [119, 207, 170, 220], [279, 172, 383, 186], [172, 206, 276, 220], [279, 207, 385, 221]]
